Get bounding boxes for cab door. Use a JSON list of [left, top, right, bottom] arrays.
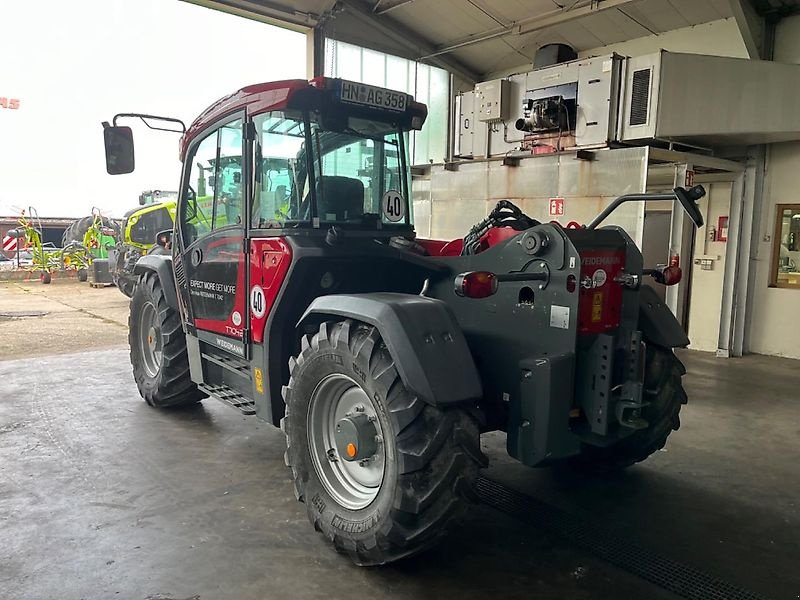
[[178, 114, 248, 358]]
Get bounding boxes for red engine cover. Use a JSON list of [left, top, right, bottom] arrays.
[[577, 249, 625, 334]]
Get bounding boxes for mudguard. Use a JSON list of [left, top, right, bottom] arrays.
[[133, 254, 179, 309], [638, 285, 690, 348], [299, 293, 482, 407]]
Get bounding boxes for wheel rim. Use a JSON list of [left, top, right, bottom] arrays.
[[138, 301, 162, 378], [307, 374, 385, 510]]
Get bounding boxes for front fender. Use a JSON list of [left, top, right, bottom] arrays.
[[299, 293, 482, 407], [133, 254, 178, 309], [638, 285, 690, 348]]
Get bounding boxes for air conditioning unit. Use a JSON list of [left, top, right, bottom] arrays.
[[619, 51, 800, 146]]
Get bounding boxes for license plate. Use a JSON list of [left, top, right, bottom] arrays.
[[338, 81, 407, 112]]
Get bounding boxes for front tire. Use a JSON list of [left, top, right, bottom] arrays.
[[129, 273, 203, 408], [282, 320, 485, 565], [77, 268, 88, 282], [569, 346, 687, 471]]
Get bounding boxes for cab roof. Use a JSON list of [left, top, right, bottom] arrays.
[[179, 77, 426, 161], [180, 79, 310, 160]]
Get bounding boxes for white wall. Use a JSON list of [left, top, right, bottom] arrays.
[[577, 18, 748, 60], [487, 18, 748, 80], [744, 15, 800, 359]]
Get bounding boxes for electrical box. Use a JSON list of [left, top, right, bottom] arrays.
[[455, 90, 487, 158], [475, 79, 509, 122]]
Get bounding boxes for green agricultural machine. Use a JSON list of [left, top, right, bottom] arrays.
[[110, 198, 177, 297], [13, 208, 92, 284]]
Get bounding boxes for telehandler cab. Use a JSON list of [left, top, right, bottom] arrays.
[[102, 77, 704, 565]]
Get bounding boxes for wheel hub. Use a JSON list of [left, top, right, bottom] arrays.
[[335, 412, 379, 462], [307, 374, 385, 510]]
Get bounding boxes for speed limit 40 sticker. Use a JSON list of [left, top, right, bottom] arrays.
[[381, 190, 405, 222], [250, 285, 266, 319]]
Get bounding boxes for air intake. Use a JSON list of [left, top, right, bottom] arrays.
[[629, 68, 651, 126]]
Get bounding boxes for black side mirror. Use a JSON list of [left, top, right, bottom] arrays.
[[155, 229, 172, 248], [103, 125, 135, 175], [674, 185, 705, 228]]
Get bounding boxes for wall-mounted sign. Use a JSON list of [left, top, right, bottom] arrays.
[[549, 197, 565, 216]]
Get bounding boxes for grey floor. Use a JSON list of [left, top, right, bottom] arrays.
[[0, 348, 797, 600]]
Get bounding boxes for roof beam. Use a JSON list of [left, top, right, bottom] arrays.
[[183, 0, 320, 31], [334, 0, 480, 82], [373, 0, 416, 15], [419, 0, 637, 60], [515, 0, 638, 35], [730, 0, 767, 59]]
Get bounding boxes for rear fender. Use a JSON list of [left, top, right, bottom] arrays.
[[638, 285, 690, 348], [298, 293, 482, 407], [133, 254, 178, 309]]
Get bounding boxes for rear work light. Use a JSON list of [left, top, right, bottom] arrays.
[[454, 271, 498, 298]]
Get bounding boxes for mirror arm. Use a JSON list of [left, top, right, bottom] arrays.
[[112, 113, 187, 134]]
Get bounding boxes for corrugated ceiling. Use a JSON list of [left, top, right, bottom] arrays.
[[196, 0, 800, 79]]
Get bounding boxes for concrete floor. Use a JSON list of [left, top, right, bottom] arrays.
[[0, 288, 798, 599], [0, 280, 129, 359]]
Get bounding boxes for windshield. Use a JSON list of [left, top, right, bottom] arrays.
[[251, 111, 411, 229]]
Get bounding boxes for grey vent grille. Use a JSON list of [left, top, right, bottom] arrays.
[[629, 68, 651, 126], [174, 256, 187, 287]]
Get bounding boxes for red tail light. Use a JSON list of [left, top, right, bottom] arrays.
[[663, 265, 682, 286], [454, 271, 498, 298]]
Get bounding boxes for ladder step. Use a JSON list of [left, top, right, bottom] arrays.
[[199, 383, 256, 415]]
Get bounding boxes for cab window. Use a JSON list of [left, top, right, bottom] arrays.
[[182, 118, 244, 245], [129, 207, 173, 246], [252, 112, 307, 228]]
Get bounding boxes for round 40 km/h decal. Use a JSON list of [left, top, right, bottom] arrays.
[[250, 285, 266, 319], [381, 190, 405, 222]]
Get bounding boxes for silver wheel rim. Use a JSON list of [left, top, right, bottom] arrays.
[[307, 374, 385, 510], [139, 301, 162, 378]]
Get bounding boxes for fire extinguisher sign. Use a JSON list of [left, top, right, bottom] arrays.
[[549, 197, 565, 216]]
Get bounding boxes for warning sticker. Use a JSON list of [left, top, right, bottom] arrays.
[[592, 268, 607, 288], [550, 305, 570, 329], [254, 367, 265, 394], [591, 292, 603, 322]]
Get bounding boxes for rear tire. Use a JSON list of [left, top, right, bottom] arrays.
[[569, 346, 687, 471], [77, 268, 88, 282], [129, 272, 203, 408], [282, 320, 485, 566]]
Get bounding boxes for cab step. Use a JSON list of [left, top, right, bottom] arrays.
[[199, 383, 256, 415]]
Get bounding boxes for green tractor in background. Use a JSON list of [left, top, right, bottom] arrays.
[[109, 191, 177, 297], [61, 208, 121, 285], [62, 207, 120, 261], [109, 166, 243, 297]]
